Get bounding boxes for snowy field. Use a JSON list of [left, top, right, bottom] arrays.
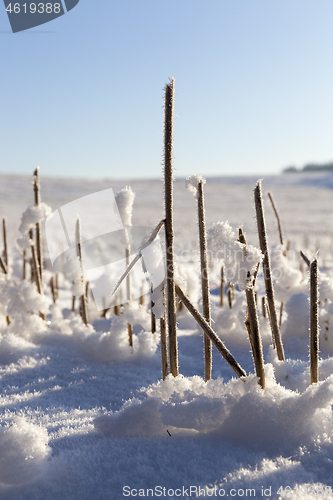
[[1, 172, 333, 499]]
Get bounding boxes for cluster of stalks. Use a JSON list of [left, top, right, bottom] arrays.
[[2, 80, 320, 389]]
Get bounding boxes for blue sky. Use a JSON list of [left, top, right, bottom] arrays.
[[1, 0, 333, 179]]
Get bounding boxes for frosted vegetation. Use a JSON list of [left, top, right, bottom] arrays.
[[0, 172, 333, 498]]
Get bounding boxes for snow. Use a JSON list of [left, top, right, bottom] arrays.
[[0, 173, 333, 499]]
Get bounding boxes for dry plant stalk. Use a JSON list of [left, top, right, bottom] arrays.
[[160, 286, 168, 379], [164, 78, 178, 377], [227, 285, 232, 309], [300, 250, 310, 267], [111, 219, 165, 297], [75, 219, 88, 326], [219, 267, 224, 307], [72, 295, 75, 312], [246, 284, 265, 388], [279, 302, 284, 328], [151, 284, 156, 334], [125, 242, 133, 346], [0, 255, 7, 275], [254, 181, 285, 361], [139, 280, 145, 306], [50, 277, 57, 303], [310, 258, 319, 384], [267, 192, 284, 246], [2, 218, 8, 268], [239, 229, 265, 388], [22, 248, 27, 280], [262, 296, 266, 318], [197, 180, 212, 381], [175, 283, 246, 378], [30, 233, 46, 321], [33, 168, 43, 288]]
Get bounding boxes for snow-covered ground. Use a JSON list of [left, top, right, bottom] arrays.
[[1, 172, 333, 499]]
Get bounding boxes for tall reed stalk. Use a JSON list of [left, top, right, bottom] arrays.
[[160, 286, 168, 379], [164, 78, 178, 377], [196, 180, 212, 381], [310, 257, 319, 384], [2, 218, 8, 268], [254, 181, 285, 361], [267, 192, 284, 246], [75, 219, 88, 326], [33, 168, 43, 288], [239, 229, 265, 388]]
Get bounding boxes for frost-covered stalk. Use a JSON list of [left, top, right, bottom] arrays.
[[197, 179, 212, 380], [175, 283, 246, 378], [33, 168, 43, 288], [22, 248, 27, 280], [310, 258, 319, 384], [219, 267, 224, 307], [0, 255, 7, 274], [246, 284, 265, 389], [262, 296, 266, 318], [300, 250, 311, 267], [186, 175, 212, 381], [227, 284, 232, 308], [164, 78, 178, 377], [160, 316, 168, 378], [267, 192, 284, 246], [239, 229, 265, 388], [2, 218, 8, 268], [30, 232, 45, 321], [279, 302, 284, 328], [254, 181, 285, 361], [75, 219, 88, 326], [151, 284, 156, 334], [160, 287, 168, 379], [50, 277, 57, 303], [139, 280, 145, 306]]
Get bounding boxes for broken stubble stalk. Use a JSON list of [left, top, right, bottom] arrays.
[[75, 219, 88, 327], [33, 168, 43, 288], [164, 77, 178, 377], [254, 181, 285, 361], [310, 257, 319, 384], [175, 283, 246, 379], [197, 180, 212, 382]]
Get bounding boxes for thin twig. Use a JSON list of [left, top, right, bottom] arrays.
[[2, 218, 8, 268], [254, 181, 285, 361], [197, 180, 212, 381], [267, 192, 284, 246], [111, 219, 165, 298], [175, 284, 246, 378], [300, 250, 310, 267], [33, 168, 43, 288], [75, 219, 88, 326], [310, 258, 319, 384]]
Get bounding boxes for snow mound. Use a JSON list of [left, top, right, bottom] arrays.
[[94, 366, 333, 453], [0, 417, 51, 485]]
